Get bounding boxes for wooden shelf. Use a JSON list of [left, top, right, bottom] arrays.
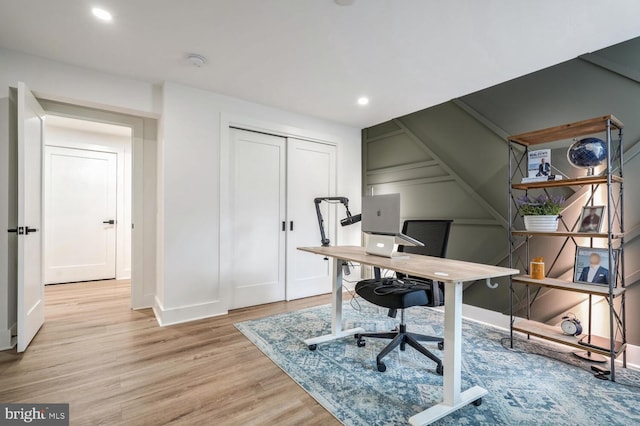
[[508, 115, 623, 146], [512, 275, 625, 297], [508, 115, 627, 374], [511, 230, 624, 239], [512, 175, 623, 190], [512, 319, 626, 358]]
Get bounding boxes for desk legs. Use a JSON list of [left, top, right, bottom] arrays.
[[409, 281, 487, 425], [303, 258, 364, 349]]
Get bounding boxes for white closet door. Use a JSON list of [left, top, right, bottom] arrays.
[[286, 138, 336, 300], [44, 146, 117, 284], [229, 129, 286, 309]]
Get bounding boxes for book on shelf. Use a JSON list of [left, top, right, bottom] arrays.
[[521, 175, 563, 183], [527, 149, 551, 178]]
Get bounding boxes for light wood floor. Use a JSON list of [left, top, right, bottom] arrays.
[[0, 280, 340, 425]]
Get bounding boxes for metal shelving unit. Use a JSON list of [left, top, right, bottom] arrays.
[[507, 115, 626, 381]]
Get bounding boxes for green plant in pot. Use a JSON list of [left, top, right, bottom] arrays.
[[517, 194, 565, 232]]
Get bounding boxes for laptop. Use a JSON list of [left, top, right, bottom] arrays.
[[362, 194, 424, 254]]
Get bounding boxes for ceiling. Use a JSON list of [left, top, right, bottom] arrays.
[[1, 0, 639, 128]]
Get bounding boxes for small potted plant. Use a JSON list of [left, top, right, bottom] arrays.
[[516, 194, 565, 232]]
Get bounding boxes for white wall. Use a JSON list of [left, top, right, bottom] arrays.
[[155, 82, 361, 325], [0, 48, 159, 117], [45, 122, 133, 280], [0, 48, 361, 338]]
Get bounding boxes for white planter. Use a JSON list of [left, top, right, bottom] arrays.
[[524, 215, 559, 232]]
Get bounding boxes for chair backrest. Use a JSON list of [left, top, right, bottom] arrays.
[[398, 220, 453, 258]]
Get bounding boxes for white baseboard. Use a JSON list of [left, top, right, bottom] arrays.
[[153, 297, 227, 326], [450, 304, 640, 369]]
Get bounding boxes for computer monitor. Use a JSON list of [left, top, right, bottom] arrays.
[[362, 194, 424, 257]]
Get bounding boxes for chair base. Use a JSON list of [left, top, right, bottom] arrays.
[[355, 323, 443, 375]]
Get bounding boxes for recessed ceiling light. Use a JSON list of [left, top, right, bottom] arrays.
[[92, 7, 113, 22], [357, 97, 369, 106]]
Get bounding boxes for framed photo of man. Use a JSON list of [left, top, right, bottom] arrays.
[[578, 205, 605, 233], [574, 246, 619, 286]]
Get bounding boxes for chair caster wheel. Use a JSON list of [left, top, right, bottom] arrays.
[[473, 398, 482, 407], [436, 364, 443, 375], [438, 341, 444, 351], [308, 344, 317, 351], [356, 338, 366, 347], [377, 362, 387, 372]]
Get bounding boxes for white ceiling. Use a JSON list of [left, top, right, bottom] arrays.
[[1, 0, 639, 128]]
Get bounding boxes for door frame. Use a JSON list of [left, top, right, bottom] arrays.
[[219, 113, 338, 311], [37, 100, 150, 309]]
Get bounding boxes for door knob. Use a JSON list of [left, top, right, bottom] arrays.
[[102, 220, 116, 225]]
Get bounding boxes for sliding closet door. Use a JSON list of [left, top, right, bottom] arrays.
[[286, 138, 336, 300], [228, 129, 286, 309]]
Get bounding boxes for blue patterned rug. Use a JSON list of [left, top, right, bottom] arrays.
[[235, 301, 640, 425]]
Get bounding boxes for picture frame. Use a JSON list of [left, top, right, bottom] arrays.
[[578, 205, 606, 233], [573, 246, 619, 286]]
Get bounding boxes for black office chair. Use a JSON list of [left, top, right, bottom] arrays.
[[354, 220, 453, 374]]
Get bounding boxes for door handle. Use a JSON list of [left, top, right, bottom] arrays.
[[25, 226, 38, 235], [290, 221, 294, 231], [282, 221, 286, 231], [7, 227, 24, 235], [102, 220, 116, 225]]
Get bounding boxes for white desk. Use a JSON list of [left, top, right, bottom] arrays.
[[298, 246, 518, 425]]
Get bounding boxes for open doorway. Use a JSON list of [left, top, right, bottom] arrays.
[[43, 116, 132, 286], [37, 97, 158, 311]]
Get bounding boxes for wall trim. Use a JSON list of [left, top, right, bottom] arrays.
[[393, 118, 509, 229], [579, 53, 640, 85], [153, 296, 227, 327]]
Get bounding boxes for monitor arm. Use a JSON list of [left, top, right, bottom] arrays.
[[314, 197, 361, 247]]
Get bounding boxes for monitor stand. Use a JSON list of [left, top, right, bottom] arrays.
[[365, 234, 408, 259]]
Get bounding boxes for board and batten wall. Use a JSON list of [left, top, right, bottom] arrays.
[[363, 36, 640, 344]]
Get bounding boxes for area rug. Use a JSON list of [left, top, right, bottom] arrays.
[[235, 301, 640, 425]]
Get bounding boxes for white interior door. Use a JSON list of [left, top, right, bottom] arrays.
[[17, 82, 45, 352], [286, 138, 336, 300], [44, 146, 117, 284], [229, 129, 286, 309]]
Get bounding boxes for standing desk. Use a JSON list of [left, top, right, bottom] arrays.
[[298, 246, 518, 425]]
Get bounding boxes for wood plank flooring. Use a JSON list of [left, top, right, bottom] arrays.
[[0, 280, 340, 425]]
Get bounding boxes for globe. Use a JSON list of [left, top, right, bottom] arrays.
[[567, 137, 607, 174]]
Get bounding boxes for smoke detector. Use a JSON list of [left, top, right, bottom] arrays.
[[187, 54, 207, 67]]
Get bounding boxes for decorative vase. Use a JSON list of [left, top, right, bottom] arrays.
[[524, 215, 559, 232]]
